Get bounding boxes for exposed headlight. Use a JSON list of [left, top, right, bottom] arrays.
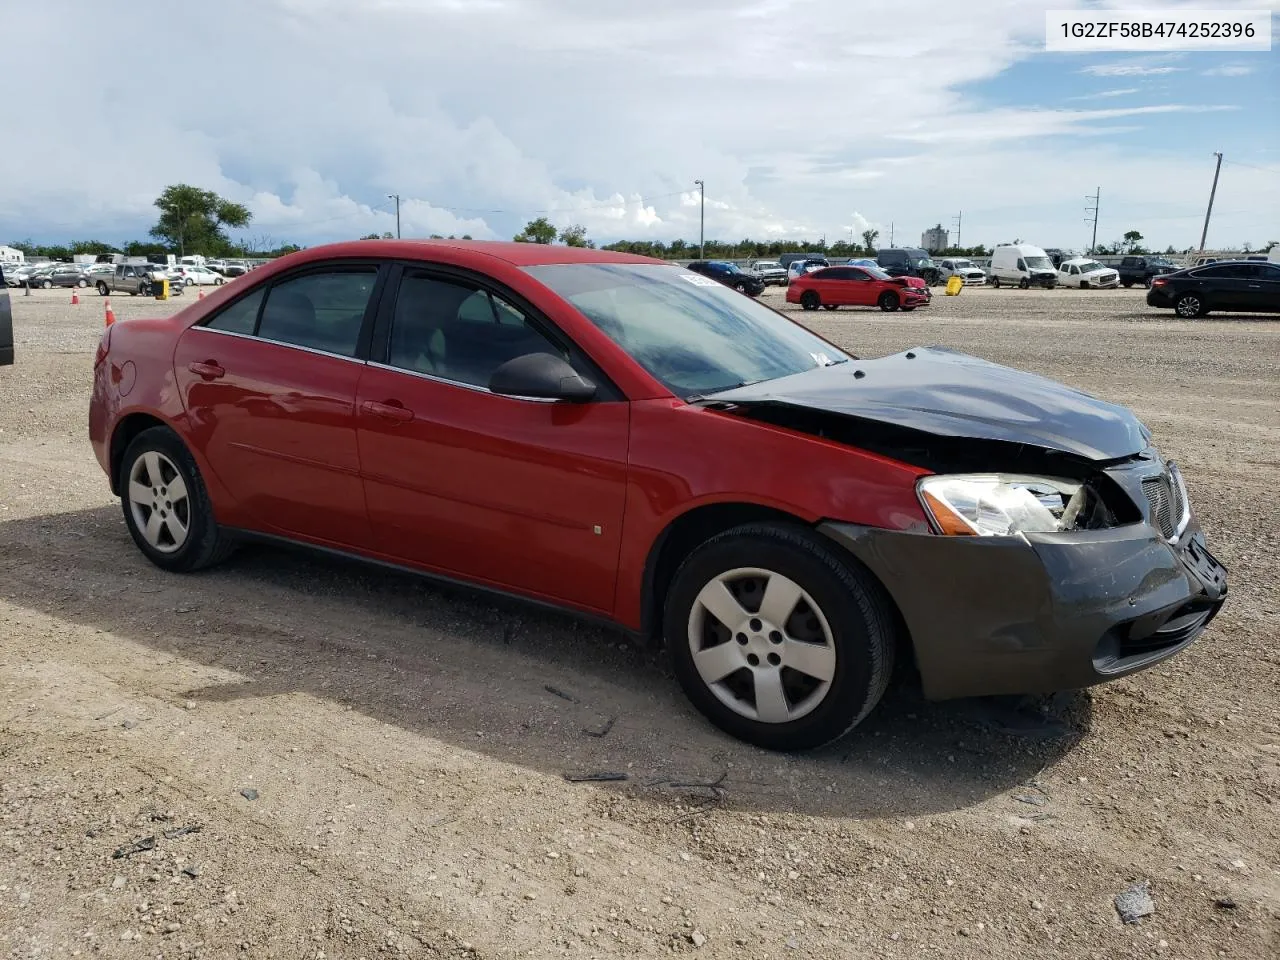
[[917, 474, 1085, 536]]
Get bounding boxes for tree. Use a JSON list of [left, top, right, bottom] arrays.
[[149, 184, 252, 257], [1122, 230, 1144, 254], [514, 217, 557, 244], [861, 229, 879, 253], [360, 232, 395, 240], [559, 224, 593, 247]]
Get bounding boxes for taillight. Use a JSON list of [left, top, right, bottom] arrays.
[[94, 325, 112, 368], [1151, 277, 1169, 287]]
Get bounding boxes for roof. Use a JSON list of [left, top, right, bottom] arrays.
[[279, 239, 665, 268]]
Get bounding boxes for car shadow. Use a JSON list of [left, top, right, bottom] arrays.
[[1114, 312, 1280, 323], [0, 505, 1090, 820]]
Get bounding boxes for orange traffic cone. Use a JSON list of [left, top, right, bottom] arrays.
[[198, 288, 205, 299], [71, 289, 80, 305], [104, 299, 116, 327]]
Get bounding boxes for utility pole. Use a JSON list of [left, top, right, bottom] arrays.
[[889, 222, 894, 246], [693, 180, 705, 258], [387, 194, 401, 239], [1198, 152, 1223, 253], [951, 211, 962, 251], [1085, 188, 1100, 254]]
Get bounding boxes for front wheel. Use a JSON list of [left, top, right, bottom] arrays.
[[877, 291, 899, 312], [664, 523, 896, 751], [42, 280, 53, 289], [991, 277, 1001, 288], [800, 290, 820, 311], [77, 278, 87, 287], [97, 282, 109, 296], [1121, 280, 1134, 288], [119, 427, 235, 572], [214, 278, 224, 285], [1018, 278, 1029, 290], [1174, 293, 1207, 318]]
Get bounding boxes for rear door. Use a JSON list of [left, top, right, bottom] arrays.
[[172, 262, 386, 548], [819, 267, 856, 305], [354, 264, 630, 612]]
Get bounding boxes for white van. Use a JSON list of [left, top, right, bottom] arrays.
[[1268, 244, 1279, 264], [990, 244, 1058, 289]]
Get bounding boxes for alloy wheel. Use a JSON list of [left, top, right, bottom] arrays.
[[127, 451, 191, 553], [687, 567, 837, 724], [1175, 295, 1202, 318]]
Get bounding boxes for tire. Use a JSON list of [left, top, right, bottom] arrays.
[[1174, 293, 1207, 319], [734, 282, 747, 294], [77, 278, 87, 288], [1121, 280, 1133, 288], [214, 278, 223, 286], [118, 426, 235, 573], [1017, 278, 1029, 290], [800, 290, 820, 311], [97, 282, 109, 296], [1142, 277, 1152, 289], [185, 278, 194, 287], [877, 291, 899, 312], [991, 277, 1000, 288], [1080, 281, 1088, 290], [42, 279, 53, 289], [663, 522, 896, 752]]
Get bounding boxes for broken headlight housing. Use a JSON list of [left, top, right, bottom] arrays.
[[917, 474, 1087, 537]]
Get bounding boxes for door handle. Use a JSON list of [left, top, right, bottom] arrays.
[[187, 360, 225, 380], [362, 399, 414, 423]]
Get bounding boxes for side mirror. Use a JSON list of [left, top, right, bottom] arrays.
[[489, 352, 596, 402]]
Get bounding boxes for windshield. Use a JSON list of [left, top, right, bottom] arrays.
[[525, 263, 850, 398], [1025, 256, 1053, 270], [1078, 261, 1106, 272], [951, 259, 973, 269], [862, 265, 892, 280]]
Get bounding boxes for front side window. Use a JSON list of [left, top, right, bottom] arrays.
[[1016, 259, 1027, 271], [526, 263, 850, 398], [256, 268, 378, 357], [387, 272, 567, 388], [204, 287, 265, 335]]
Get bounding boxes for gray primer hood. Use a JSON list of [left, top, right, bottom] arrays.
[[706, 347, 1148, 462]]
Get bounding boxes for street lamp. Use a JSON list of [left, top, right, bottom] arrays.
[[693, 179, 704, 259], [387, 194, 401, 239]]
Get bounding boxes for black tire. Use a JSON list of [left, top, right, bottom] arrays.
[[1080, 281, 1088, 290], [41, 279, 53, 289], [214, 278, 223, 286], [185, 277, 195, 287], [1017, 278, 1029, 290], [991, 277, 1001, 288], [663, 523, 896, 752], [1142, 276, 1152, 289], [118, 426, 235, 573], [877, 291, 899, 312], [1121, 280, 1133, 288], [800, 290, 820, 311], [1174, 293, 1207, 319], [734, 282, 746, 293], [139, 282, 151, 297], [77, 278, 87, 288], [97, 282, 109, 296]]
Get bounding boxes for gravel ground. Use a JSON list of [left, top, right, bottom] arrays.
[[1, 283, 1277, 959]]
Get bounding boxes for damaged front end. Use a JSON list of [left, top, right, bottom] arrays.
[[696, 347, 1228, 699]]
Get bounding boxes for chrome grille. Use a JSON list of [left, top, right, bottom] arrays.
[[1142, 464, 1188, 541]]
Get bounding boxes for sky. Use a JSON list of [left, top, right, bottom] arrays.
[[1, 0, 1277, 254]]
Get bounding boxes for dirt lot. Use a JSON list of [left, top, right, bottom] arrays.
[[1, 283, 1277, 959]]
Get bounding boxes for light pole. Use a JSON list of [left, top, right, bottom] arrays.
[[387, 194, 401, 239], [1198, 152, 1223, 253], [694, 180, 704, 259]]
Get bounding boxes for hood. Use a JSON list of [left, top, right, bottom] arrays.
[[705, 347, 1148, 462]]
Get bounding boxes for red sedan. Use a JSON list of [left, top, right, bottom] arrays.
[[786, 264, 929, 312], [89, 241, 1226, 751]]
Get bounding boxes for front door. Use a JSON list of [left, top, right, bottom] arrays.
[[354, 267, 629, 613], [1241, 263, 1280, 311], [172, 263, 383, 548]]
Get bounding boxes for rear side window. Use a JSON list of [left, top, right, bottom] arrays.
[[257, 268, 378, 357], [205, 288, 264, 335]]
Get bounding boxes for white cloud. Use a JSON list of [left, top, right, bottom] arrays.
[[1068, 87, 1141, 100], [1202, 64, 1254, 77], [0, 0, 1274, 253]]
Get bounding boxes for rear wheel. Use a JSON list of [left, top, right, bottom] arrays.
[[800, 290, 820, 311], [1122, 280, 1134, 288], [991, 277, 1001, 288], [1174, 293, 1207, 318], [664, 523, 895, 751], [119, 426, 235, 573], [877, 291, 899, 312], [1017, 278, 1029, 290]]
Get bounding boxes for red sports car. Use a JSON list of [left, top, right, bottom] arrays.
[[89, 241, 1226, 751], [786, 264, 929, 312]]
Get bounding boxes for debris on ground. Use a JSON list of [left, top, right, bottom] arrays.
[[239, 788, 259, 801], [582, 717, 616, 738], [161, 825, 203, 839], [1114, 882, 1155, 923], [563, 771, 629, 782], [544, 684, 578, 703], [111, 836, 157, 859]]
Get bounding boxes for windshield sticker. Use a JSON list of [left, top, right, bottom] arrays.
[[680, 273, 719, 287]]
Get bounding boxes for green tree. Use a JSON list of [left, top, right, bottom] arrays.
[[558, 224, 592, 247], [514, 217, 557, 244], [1122, 229, 1144, 253], [861, 229, 879, 253], [149, 184, 252, 257], [360, 231, 395, 240]]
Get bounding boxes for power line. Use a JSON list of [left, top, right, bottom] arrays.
[[1199, 152, 1224, 253], [1084, 187, 1100, 254]]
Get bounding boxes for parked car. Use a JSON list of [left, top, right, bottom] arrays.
[[685, 260, 766, 296], [747, 260, 787, 286], [88, 241, 1228, 752], [786, 264, 929, 312], [989, 244, 1058, 289], [0, 263, 12, 365], [876, 248, 942, 286], [786, 258, 828, 283], [171, 264, 227, 287], [21, 264, 59, 288], [1057, 258, 1119, 289], [1146, 260, 1280, 318], [1117, 255, 1178, 288], [936, 258, 987, 286], [39, 264, 93, 288], [95, 263, 184, 297], [777, 252, 828, 269]]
